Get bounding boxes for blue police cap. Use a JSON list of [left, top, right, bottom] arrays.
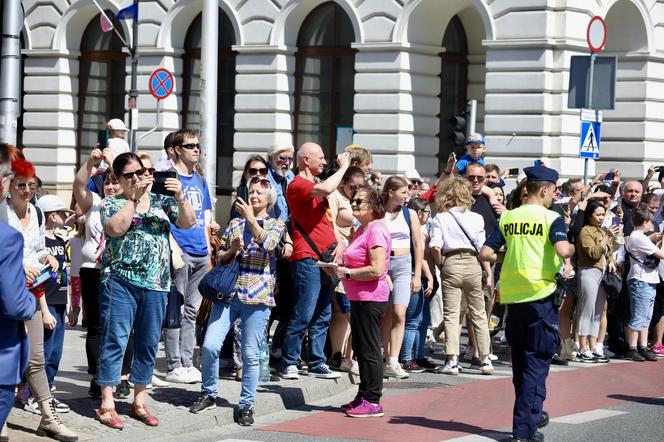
[[523, 165, 558, 184]]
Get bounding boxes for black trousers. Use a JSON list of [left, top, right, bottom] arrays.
[[350, 300, 387, 404], [80, 268, 134, 377]]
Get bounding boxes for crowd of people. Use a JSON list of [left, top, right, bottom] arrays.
[[0, 121, 663, 442]]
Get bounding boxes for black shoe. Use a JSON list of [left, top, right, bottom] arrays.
[[512, 431, 544, 442], [626, 349, 646, 362], [329, 352, 343, 371], [551, 354, 568, 366], [538, 411, 549, 428], [234, 404, 254, 426], [592, 352, 610, 363], [470, 356, 482, 369], [88, 379, 101, 399], [189, 394, 216, 414], [416, 358, 438, 370], [638, 347, 658, 362], [576, 350, 597, 363], [113, 379, 130, 399]]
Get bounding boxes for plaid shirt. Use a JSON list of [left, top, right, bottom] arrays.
[[221, 217, 285, 307]]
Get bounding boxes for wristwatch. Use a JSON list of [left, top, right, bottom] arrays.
[[344, 270, 351, 280]]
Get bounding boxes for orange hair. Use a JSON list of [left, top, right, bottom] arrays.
[[11, 159, 36, 179]]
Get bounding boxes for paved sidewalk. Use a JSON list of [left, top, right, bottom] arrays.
[[5, 327, 355, 441]]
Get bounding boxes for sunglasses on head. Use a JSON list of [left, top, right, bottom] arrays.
[[248, 167, 268, 176], [180, 143, 200, 150], [249, 176, 271, 189], [120, 168, 149, 180]]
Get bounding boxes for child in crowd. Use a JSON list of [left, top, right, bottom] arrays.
[[36, 195, 74, 413], [453, 133, 486, 176]]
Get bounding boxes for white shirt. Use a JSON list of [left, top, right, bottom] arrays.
[[429, 207, 485, 254], [6, 202, 47, 267], [79, 193, 104, 269], [627, 230, 660, 284]]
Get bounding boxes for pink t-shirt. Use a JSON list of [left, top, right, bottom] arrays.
[[341, 220, 392, 302]]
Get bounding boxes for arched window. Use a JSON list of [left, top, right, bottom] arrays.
[[182, 12, 236, 192], [438, 16, 469, 170], [76, 13, 127, 166], [294, 2, 356, 157]]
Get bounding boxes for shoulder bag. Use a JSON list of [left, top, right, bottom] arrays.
[[292, 217, 337, 263], [448, 211, 488, 285]]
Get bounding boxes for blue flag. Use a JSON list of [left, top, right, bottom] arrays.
[[116, 3, 138, 20]]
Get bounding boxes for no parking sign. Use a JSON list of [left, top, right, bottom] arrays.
[[149, 68, 174, 100]]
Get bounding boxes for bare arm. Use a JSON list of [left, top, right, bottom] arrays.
[[310, 153, 350, 199], [105, 199, 140, 237], [480, 245, 501, 264], [554, 241, 575, 259], [336, 246, 387, 281], [410, 208, 424, 280]]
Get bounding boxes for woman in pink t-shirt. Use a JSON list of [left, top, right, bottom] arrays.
[[325, 185, 391, 418]]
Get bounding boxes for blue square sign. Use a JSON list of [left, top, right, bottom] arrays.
[[580, 121, 601, 159]]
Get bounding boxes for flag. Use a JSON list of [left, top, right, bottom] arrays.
[[117, 3, 138, 21], [92, 0, 114, 32]]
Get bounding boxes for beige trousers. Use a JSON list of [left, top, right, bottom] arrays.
[[441, 253, 490, 358], [25, 306, 52, 403]]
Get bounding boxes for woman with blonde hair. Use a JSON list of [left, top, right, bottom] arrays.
[[345, 144, 373, 175], [430, 177, 493, 375]]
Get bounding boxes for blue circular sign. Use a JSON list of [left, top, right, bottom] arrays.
[[149, 68, 174, 100]]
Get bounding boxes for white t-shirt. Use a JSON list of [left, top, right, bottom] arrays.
[[69, 234, 84, 277], [79, 193, 104, 269], [98, 137, 130, 170], [627, 230, 660, 284]]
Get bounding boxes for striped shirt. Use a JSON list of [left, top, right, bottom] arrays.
[[221, 217, 285, 306]]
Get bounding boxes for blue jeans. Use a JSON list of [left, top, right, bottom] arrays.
[[282, 258, 332, 368], [416, 294, 432, 360], [0, 384, 14, 429], [627, 278, 656, 330], [401, 289, 424, 362], [96, 276, 167, 386], [201, 296, 270, 407], [43, 304, 66, 386]]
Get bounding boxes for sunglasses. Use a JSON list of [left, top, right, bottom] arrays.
[[277, 155, 294, 164], [350, 198, 367, 206], [180, 143, 200, 150], [120, 168, 148, 180], [16, 181, 36, 191], [409, 180, 421, 187], [467, 175, 485, 182], [249, 176, 271, 189], [248, 167, 268, 176]]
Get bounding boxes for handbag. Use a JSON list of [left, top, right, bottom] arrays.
[[163, 283, 184, 329], [198, 220, 252, 304], [601, 271, 623, 300]]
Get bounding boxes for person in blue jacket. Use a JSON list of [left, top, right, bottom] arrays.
[[0, 143, 37, 430]]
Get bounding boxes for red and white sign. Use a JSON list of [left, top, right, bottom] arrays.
[[586, 16, 607, 53]]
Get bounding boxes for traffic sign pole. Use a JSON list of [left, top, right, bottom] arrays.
[[583, 52, 597, 185]]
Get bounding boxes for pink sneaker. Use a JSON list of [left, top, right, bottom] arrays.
[[341, 394, 364, 410], [346, 399, 384, 418], [651, 343, 664, 357]]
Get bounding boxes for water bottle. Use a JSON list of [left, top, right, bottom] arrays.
[[258, 338, 270, 382]]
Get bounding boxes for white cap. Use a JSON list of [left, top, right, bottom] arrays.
[[107, 118, 129, 131], [404, 168, 423, 183], [36, 195, 74, 214], [267, 143, 294, 158]]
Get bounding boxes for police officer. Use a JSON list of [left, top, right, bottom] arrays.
[[480, 166, 575, 442]]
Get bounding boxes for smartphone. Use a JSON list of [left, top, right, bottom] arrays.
[[534, 160, 543, 167], [152, 170, 177, 197], [508, 167, 519, 176], [605, 172, 615, 181], [612, 216, 620, 227], [97, 129, 108, 149]]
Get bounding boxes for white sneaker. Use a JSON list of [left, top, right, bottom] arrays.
[[23, 397, 41, 415], [488, 353, 498, 361], [185, 366, 202, 383], [435, 362, 459, 376], [166, 367, 196, 384], [481, 359, 494, 375], [383, 363, 409, 379], [280, 365, 300, 380], [150, 375, 170, 388], [341, 357, 360, 375], [560, 338, 577, 361]]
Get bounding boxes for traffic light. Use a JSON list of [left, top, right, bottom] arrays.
[[448, 113, 466, 146]]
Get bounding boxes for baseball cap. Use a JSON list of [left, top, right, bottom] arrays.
[[465, 133, 485, 145], [36, 195, 74, 214], [404, 169, 423, 183], [107, 118, 129, 131]]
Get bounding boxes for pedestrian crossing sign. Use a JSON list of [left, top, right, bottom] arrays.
[[579, 121, 601, 159]]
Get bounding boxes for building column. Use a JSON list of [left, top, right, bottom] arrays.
[[232, 45, 294, 186], [352, 42, 443, 178]]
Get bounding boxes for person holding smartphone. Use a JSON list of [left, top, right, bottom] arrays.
[[163, 129, 215, 385]]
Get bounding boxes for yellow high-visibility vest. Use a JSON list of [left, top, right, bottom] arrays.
[[498, 204, 562, 304]]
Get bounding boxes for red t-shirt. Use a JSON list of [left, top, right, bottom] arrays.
[[287, 176, 336, 262]]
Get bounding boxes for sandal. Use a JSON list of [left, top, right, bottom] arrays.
[[130, 403, 159, 427], [95, 407, 124, 430]]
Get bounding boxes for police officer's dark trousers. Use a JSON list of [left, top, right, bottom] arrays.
[[505, 297, 559, 439]]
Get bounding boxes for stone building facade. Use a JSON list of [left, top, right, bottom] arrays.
[[7, 0, 664, 211]]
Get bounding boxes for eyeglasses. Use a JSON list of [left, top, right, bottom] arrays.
[[249, 176, 271, 189], [180, 143, 200, 150], [120, 168, 147, 180], [277, 155, 294, 164], [467, 175, 485, 182], [419, 209, 431, 215], [350, 198, 367, 206], [248, 167, 268, 176]]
